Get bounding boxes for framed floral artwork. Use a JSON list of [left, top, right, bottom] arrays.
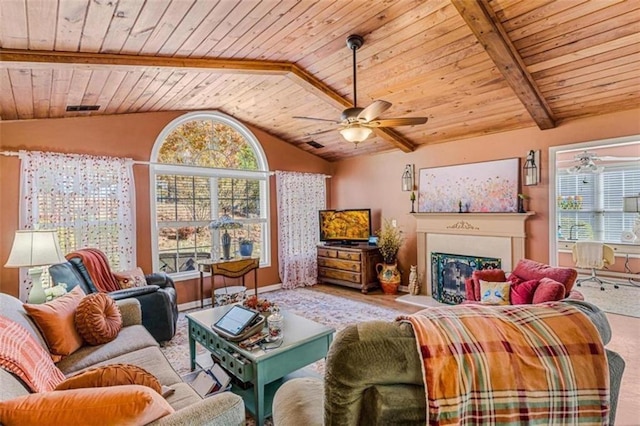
[[418, 158, 520, 213]]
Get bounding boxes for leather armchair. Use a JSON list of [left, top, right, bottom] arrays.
[[49, 259, 178, 342]]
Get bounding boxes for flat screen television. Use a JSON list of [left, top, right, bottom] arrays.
[[319, 209, 372, 244]]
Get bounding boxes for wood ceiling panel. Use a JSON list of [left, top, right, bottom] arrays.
[[55, 0, 89, 51], [0, 1, 638, 161], [0, 68, 18, 120]]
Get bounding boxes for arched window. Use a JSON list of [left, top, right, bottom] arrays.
[[150, 111, 270, 278]]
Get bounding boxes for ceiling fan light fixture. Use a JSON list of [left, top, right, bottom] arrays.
[[340, 125, 372, 144]]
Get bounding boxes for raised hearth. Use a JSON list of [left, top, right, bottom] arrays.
[[413, 212, 534, 296]]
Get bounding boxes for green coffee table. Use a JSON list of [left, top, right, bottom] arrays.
[[187, 305, 334, 425]]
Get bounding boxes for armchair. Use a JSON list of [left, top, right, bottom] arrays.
[[49, 254, 178, 342]]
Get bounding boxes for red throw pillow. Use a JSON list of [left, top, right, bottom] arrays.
[[510, 279, 540, 305], [532, 278, 566, 304], [512, 259, 577, 295], [75, 293, 122, 345], [470, 269, 507, 301]]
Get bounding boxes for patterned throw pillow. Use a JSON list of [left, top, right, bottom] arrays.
[[0, 316, 66, 392], [479, 280, 510, 305], [114, 267, 147, 289], [75, 293, 122, 345]]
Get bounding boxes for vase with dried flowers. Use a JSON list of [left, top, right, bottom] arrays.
[[375, 219, 404, 294]]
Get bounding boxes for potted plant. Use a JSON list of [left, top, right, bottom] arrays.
[[375, 219, 404, 294], [239, 238, 254, 257]]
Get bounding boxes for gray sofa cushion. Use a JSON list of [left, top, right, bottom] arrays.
[[78, 346, 182, 387], [56, 325, 158, 375]]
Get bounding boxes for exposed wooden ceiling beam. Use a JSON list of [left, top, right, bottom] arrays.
[[451, 0, 556, 130], [0, 49, 415, 153]]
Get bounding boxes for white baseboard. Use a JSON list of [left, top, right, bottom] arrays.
[[178, 283, 283, 312]]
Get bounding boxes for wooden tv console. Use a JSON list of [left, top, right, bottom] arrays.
[[317, 244, 382, 294]]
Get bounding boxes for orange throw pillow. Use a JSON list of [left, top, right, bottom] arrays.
[[55, 363, 161, 394], [75, 293, 122, 345], [24, 286, 86, 359], [0, 385, 174, 426], [114, 267, 147, 289]]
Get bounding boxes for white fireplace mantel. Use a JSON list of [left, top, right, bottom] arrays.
[[413, 212, 535, 295]]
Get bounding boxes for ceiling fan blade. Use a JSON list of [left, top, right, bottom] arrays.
[[357, 100, 392, 122], [293, 116, 339, 123], [365, 117, 428, 127], [305, 128, 336, 136]]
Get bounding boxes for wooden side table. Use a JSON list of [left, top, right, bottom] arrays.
[[197, 257, 260, 309]]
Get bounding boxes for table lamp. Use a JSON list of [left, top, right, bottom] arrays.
[[623, 195, 640, 241], [4, 230, 67, 303]]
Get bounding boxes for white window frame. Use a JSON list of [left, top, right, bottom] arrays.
[[149, 111, 271, 280], [549, 134, 640, 266]]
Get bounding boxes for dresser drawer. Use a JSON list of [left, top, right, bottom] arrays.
[[338, 251, 361, 261], [318, 257, 361, 272], [319, 267, 361, 284], [317, 248, 338, 258]]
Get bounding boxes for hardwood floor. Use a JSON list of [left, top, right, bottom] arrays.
[[307, 284, 639, 425]]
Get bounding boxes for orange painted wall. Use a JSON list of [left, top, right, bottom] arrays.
[[330, 108, 640, 283], [0, 111, 332, 301]]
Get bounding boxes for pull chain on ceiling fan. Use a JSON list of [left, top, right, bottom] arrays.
[[294, 34, 428, 147]]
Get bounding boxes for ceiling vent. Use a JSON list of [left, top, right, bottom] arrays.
[[306, 141, 324, 149], [66, 105, 100, 112]]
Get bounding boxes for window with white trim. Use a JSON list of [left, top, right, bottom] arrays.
[[557, 164, 640, 242], [150, 112, 270, 278]]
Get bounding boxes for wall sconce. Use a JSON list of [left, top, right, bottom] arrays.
[[402, 164, 414, 191], [523, 150, 540, 186]]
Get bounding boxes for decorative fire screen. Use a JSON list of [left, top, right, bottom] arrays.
[[431, 252, 501, 304]]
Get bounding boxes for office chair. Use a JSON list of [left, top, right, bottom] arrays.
[[572, 241, 618, 291]]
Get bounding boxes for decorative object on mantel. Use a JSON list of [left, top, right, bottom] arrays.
[[209, 214, 243, 260], [408, 265, 420, 295], [517, 193, 530, 213], [410, 191, 416, 213], [375, 219, 404, 294], [523, 150, 540, 186], [418, 158, 519, 213]]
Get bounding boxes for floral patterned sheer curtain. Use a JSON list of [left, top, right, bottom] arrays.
[[17, 151, 136, 299], [276, 171, 326, 289]]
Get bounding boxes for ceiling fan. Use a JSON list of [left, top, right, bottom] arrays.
[[294, 34, 428, 146], [559, 150, 640, 174]]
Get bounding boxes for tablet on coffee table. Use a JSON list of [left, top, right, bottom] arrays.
[[213, 305, 259, 337]]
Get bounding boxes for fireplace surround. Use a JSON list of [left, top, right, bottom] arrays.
[[413, 212, 535, 296]]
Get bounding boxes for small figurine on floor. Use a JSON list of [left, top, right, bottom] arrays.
[[408, 265, 420, 295]]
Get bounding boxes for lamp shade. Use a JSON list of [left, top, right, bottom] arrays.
[[340, 125, 372, 143], [623, 195, 640, 213], [4, 230, 66, 268]]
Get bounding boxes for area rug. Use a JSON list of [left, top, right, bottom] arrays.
[[160, 287, 405, 425]]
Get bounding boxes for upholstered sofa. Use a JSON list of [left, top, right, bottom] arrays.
[[273, 300, 624, 425], [50, 257, 178, 342], [0, 292, 244, 425]]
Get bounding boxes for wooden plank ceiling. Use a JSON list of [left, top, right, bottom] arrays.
[[0, 0, 638, 162]]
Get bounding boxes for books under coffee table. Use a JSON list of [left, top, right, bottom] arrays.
[[187, 305, 335, 425]]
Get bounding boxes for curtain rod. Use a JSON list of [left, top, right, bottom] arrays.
[[2, 152, 331, 178]]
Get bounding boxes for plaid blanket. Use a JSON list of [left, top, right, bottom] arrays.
[[401, 302, 609, 425]]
